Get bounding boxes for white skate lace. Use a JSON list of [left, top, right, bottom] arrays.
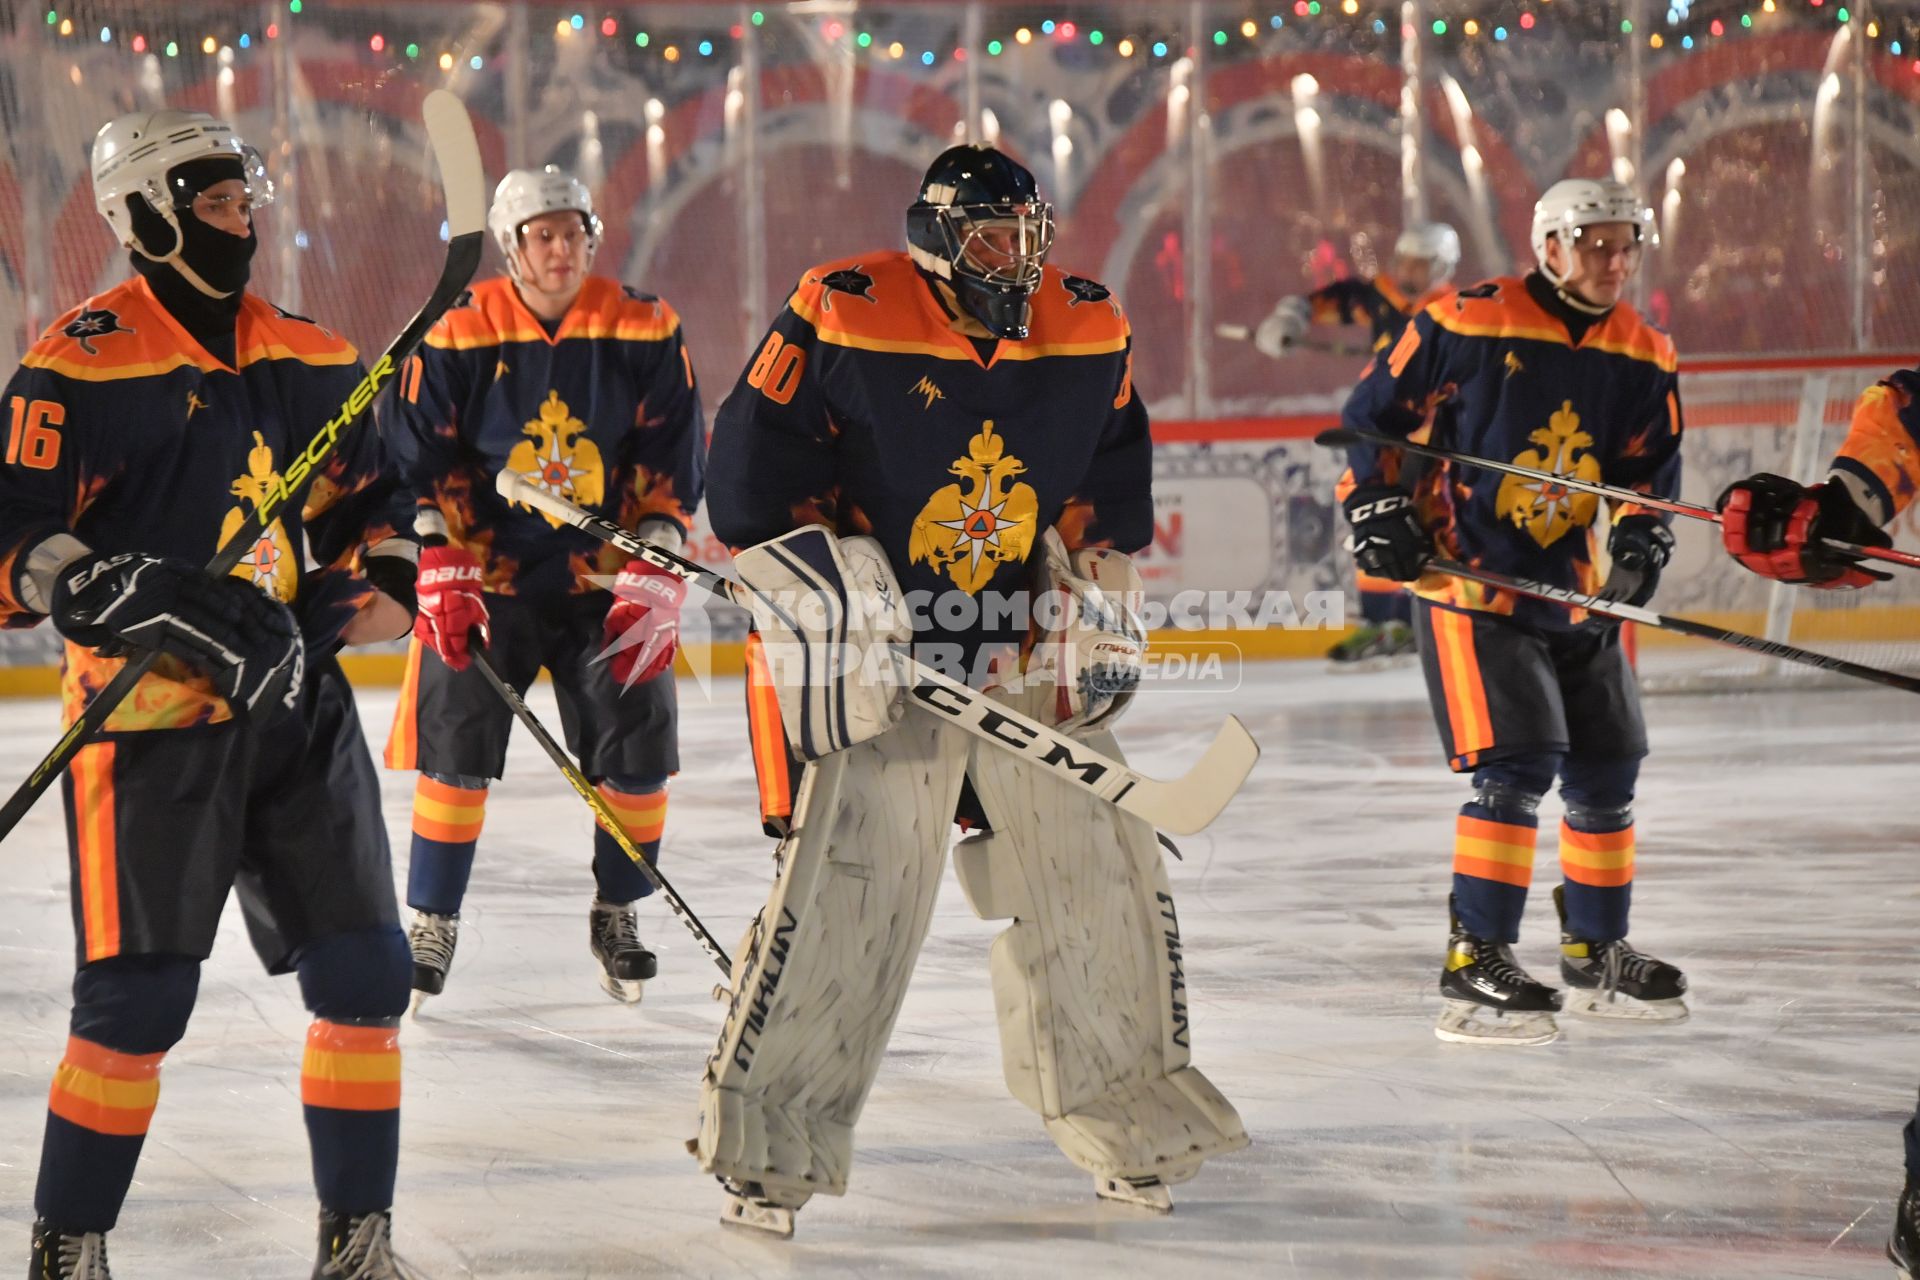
[[56, 1232, 110, 1280], [408, 915, 456, 974], [319, 1213, 422, 1280]]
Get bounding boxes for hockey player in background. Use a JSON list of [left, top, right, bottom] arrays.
[[692, 144, 1247, 1234], [383, 165, 704, 1009], [1711, 368, 1920, 1276], [1341, 179, 1689, 1046], [0, 110, 420, 1277], [1256, 223, 1462, 668]]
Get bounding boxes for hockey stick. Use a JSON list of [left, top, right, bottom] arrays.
[[494, 473, 1260, 836], [1430, 558, 1920, 694], [1316, 424, 1920, 574], [466, 645, 733, 975], [1215, 322, 1374, 359], [0, 89, 486, 845]]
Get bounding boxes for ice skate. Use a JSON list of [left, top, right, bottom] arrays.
[[718, 1179, 807, 1238], [1326, 620, 1416, 673], [313, 1209, 421, 1279], [1436, 905, 1562, 1046], [1891, 1174, 1919, 1279], [1554, 886, 1688, 1022], [406, 910, 458, 1015], [1096, 1174, 1173, 1212], [589, 898, 656, 1004], [30, 1221, 111, 1280]]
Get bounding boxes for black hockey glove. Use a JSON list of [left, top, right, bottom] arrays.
[[1595, 515, 1676, 609], [51, 552, 304, 720], [1342, 483, 1430, 581]]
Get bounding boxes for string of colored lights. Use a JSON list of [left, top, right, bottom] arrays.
[[38, 2, 1920, 76]]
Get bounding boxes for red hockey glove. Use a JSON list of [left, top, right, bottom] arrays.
[[603, 558, 686, 686], [1716, 474, 1891, 590], [413, 545, 489, 670]]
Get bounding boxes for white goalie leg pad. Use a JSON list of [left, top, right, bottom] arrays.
[[733, 527, 912, 759], [697, 713, 971, 1202], [954, 692, 1249, 1186]]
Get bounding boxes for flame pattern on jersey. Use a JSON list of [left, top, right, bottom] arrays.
[[0, 275, 404, 731], [1832, 368, 1920, 523], [708, 251, 1150, 661], [386, 276, 705, 600], [1343, 276, 1683, 629]]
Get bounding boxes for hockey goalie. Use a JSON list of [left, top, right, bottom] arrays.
[[691, 144, 1249, 1235]]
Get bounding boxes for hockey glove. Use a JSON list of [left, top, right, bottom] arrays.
[[413, 544, 489, 671], [1716, 473, 1892, 589], [50, 552, 304, 719], [1595, 515, 1675, 607], [1343, 483, 1431, 582], [1253, 295, 1312, 359], [1026, 532, 1147, 733], [602, 558, 686, 687]]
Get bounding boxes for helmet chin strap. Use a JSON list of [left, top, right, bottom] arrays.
[[1540, 239, 1613, 317]]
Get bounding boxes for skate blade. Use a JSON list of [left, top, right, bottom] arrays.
[[598, 971, 645, 1005], [408, 989, 434, 1019], [721, 1197, 795, 1237], [1096, 1177, 1173, 1212], [1434, 1000, 1560, 1046], [1565, 990, 1689, 1023]]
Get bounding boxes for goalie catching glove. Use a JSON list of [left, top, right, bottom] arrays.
[[1717, 473, 1892, 589], [733, 526, 913, 759], [48, 549, 303, 719], [1022, 530, 1146, 733]]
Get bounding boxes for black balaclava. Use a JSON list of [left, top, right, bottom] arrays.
[[126, 155, 256, 363], [1525, 269, 1608, 347]]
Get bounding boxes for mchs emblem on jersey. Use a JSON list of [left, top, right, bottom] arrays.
[[812, 265, 876, 311], [505, 390, 606, 528], [219, 431, 298, 601], [1495, 400, 1600, 549], [62, 307, 134, 356], [908, 419, 1039, 595]]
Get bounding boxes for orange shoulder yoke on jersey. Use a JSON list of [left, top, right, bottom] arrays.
[[429, 275, 679, 351], [235, 294, 359, 370], [556, 276, 681, 345], [1837, 370, 1920, 518], [999, 264, 1131, 362], [1428, 275, 1676, 372], [21, 277, 215, 382], [1373, 274, 1411, 314]]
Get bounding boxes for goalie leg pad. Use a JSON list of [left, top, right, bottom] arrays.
[[696, 713, 971, 1200], [957, 697, 1249, 1184]]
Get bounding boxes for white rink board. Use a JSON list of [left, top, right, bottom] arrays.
[[0, 659, 1910, 1278]]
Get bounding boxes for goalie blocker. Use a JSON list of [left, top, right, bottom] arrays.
[[700, 526, 1247, 1232]]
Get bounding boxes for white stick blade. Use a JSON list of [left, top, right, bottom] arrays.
[[421, 89, 487, 237], [496, 470, 578, 526], [1120, 715, 1260, 836]]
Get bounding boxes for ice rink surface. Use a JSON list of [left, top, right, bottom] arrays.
[[0, 657, 1911, 1278]]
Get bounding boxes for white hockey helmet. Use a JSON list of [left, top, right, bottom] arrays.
[[1531, 177, 1654, 286], [1394, 221, 1461, 283], [91, 107, 273, 256], [488, 165, 603, 281]]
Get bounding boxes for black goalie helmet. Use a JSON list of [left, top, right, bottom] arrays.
[[906, 145, 1055, 340]]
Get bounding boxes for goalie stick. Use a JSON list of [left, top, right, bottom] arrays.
[[494, 472, 1260, 836], [1431, 558, 1920, 695], [1315, 424, 1920, 574], [0, 89, 487, 844], [467, 645, 733, 975]]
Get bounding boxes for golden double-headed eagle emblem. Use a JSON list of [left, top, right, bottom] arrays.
[[505, 390, 605, 528], [908, 419, 1039, 595], [1495, 400, 1600, 548], [219, 431, 298, 601]]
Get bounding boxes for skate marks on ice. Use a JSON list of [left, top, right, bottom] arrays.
[[0, 669, 1910, 1275]]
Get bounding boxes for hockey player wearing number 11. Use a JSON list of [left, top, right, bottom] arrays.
[[1341, 177, 1690, 1047], [692, 144, 1248, 1236]]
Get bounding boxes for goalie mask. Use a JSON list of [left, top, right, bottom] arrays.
[[906, 145, 1055, 341], [91, 108, 274, 296], [488, 165, 603, 286]]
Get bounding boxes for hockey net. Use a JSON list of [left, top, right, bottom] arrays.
[[1640, 354, 1920, 693]]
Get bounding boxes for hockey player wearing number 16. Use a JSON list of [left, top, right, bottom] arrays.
[[694, 144, 1247, 1235], [0, 110, 421, 1278], [1341, 177, 1690, 1046], [383, 165, 705, 1008]]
